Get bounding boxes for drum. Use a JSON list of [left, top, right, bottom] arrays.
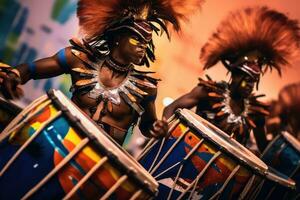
[[245, 167, 295, 200], [138, 109, 294, 200], [0, 96, 22, 131], [0, 89, 158, 200], [261, 131, 300, 199]]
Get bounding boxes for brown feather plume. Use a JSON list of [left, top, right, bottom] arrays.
[[200, 6, 300, 75], [77, 0, 204, 40], [151, 0, 205, 31]]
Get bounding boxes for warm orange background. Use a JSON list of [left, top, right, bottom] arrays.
[[147, 0, 300, 117]]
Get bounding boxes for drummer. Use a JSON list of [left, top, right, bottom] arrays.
[[163, 7, 300, 153], [0, 1, 203, 145], [267, 82, 300, 140]]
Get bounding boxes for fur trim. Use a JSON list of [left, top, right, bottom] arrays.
[[200, 6, 300, 75]]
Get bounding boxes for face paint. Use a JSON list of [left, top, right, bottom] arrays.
[[129, 38, 140, 46], [241, 80, 247, 88]]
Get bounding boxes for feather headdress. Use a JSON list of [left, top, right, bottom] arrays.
[[200, 6, 300, 76], [77, 0, 204, 67], [77, 0, 204, 41]]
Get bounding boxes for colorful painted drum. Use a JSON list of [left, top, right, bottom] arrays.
[[0, 96, 22, 131], [261, 131, 300, 199], [0, 89, 158, 200], [245, 168, 295, 200], [138, 109, 294, 200]]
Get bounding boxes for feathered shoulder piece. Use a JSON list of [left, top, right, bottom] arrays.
[[200, 6, 300, 75], [77, 0, 204, 41], [198, 75, 227, 94]]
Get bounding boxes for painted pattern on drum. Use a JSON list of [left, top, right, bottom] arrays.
[[0, 103, 139, 199], [262, 134, 300, 196], [140, 122, 251, 199]]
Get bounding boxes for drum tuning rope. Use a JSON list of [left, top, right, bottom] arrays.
[[264, 185, 278, 200], [248, 179, 265, 200], [0, 110, 62, 177], [137, 138, 158, 161], [177, 151, 222, 200], [156, 138, 205, 179], [62, 156, 109, 200], [149, 127, 190, 174], [137, 117, 179, 161], [21, 137, 90, 200], [0, 99, 51, 143], [166, 138, 205, 200], [238, 174, 256, 200], [208, 165, 241, 200], [99, 175, 128, 200], [0, 95, 48, 136], [129, 189, 143, 200], [148, 137, 167, 173]]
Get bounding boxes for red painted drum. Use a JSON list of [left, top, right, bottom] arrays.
[[0, 89, 158, 200], [138, 109, 295, 200]]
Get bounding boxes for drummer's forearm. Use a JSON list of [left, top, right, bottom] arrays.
[[163, 104, 177, 120], [16, 56, 66, 84]]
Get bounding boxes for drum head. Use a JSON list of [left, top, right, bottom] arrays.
[[176, 109, 268, 175], [50, 90, 158, 193], [265, 168, 296, 189], [282, 131, 300, 153]]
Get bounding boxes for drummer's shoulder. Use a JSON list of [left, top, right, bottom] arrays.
[[197, 75, 226, 93], [130, 69, 161, 97], [248, 94, 271, 121]]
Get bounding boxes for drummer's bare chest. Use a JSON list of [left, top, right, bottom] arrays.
[[70, 66, 137, 118]]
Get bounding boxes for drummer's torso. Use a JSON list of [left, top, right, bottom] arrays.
[[196, 78, 269, 144], [66, 47, 158, 134]]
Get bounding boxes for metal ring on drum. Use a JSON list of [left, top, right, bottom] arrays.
[[0, 89, 158, 200], [138, 108, 291, 200]]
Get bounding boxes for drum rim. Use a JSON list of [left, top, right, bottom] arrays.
[[265, 167, 296, 189], [48, 89, 158, 194], [48, 89, 158, 195], [175, 108, 268, 175], [281, 131, 300, 153]]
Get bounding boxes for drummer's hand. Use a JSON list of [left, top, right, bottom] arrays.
[[150, 117, 168, 138], [0, 71, 23, 99]]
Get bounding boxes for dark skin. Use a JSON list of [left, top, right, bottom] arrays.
[[163, 70, 268, 152], [0, 31, 168, 140]]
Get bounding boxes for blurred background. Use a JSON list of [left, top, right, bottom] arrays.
[[0, 0, 299, 116]]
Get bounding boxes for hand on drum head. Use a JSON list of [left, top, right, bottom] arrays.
[[0, 71, 24, 99], [150, 117, 168, 138]]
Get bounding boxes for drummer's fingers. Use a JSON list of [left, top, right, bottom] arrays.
[[0, 72, 7, 84], [162, 117, 167, 122]]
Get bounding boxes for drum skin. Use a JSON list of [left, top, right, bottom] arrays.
[[0, 90, 157, 200], [140, 119, 252, 199], [261, 132, 300, 198]]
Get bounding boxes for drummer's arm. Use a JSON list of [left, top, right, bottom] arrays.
[[16, 47, 73, 84], [253, 116, 268, 153], [0, 47, 74, 99], [139, 89, 168, 138], [163, 86, 206, 120]]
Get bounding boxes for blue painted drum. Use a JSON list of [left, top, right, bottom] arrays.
[[0, 89, 158, 200], [138, 109, 289, 200], [261, 131, 300, 199]]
